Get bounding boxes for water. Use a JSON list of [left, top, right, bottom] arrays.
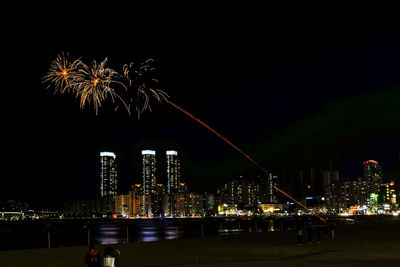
[[0, 216, 342, 250], [87, 218, 286, 245]]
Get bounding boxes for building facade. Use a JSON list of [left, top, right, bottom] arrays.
[[142, 150, 157, 195], [364, 160, 383, 195], [100, 152, 118, 197], [142, 150, 157, 216], [166, 150, 180, 194], [114, 195, 129, 217]]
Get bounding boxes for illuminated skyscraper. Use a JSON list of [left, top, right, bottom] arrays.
[[364, 160, 382, 181], [166, 150, 180, 194], [267, 173, 279, 203], [100, 152, 118, 197], [363, 160, 383, 194], [142, 150, 157, 195], [166, 150, 181, 216]]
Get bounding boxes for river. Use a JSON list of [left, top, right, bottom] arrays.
[[0, 216, 347, 250]]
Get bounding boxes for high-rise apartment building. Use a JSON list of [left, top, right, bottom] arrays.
[[267, 173, 279, 203], [142, 150, 157, 195], [166, 150, 180, 194], [142, 150, 157, 216], [100, 152, 118, 197], [363, 160, 383, 194], [128, 184, 143, 217]]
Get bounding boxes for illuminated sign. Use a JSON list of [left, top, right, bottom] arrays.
[[100, 152, 116, 158], [142, 150, 156, 155], [166, 150, 178, 156], [370, 193, 378, 203]]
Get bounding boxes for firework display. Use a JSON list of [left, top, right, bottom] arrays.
[[43, 54, 130, 115], [122, 59, 169, 118], [43, 53, 325, 223], [42, 53, 81, 94], [72, 58, 130, 115]]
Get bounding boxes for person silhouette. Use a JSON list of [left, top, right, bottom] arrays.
[[85, 245, 101, 267]]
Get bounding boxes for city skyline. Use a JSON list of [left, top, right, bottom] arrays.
[[2, 4, 400, 209], [50, 151, 399, 218], [91, 147, 399, 219], [2, 4, 400, 267]]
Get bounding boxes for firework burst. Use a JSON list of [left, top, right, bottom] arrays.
[[43, 53, 326, 223], [72, 58, 130, 115], [42, 53, 81, 93], [122, 59, 169, 118]]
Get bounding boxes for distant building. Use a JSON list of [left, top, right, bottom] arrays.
[[128, 184, 143, 217], [189, 193, 215, 216], [142, 150, 157, 216], [363, 160, 383, 195], [393, 152, 400, 197], [351, 178, 369, 207], [323, 170, 339, 196], [216, 176, 265, 212], [61, 197, 114, 216], [176, 192, 190, 216], [153, 183, 166, 216], [178, 183, 188, 194], [142, 150, 157, 195], [266, 174, 279, 203], [100, 152, 118, 197], [326, 175, 395, 213], [114, 195, 129, 217], [326, 180, 352, 212], [166, 150, 180, 194], [380, 181, 397, 209], [0, 200, 29, 212]]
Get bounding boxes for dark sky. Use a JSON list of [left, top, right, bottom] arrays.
[[2, 3, 400, 208]]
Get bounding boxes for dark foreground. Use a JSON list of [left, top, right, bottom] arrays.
[[0, 216, 399, 267]]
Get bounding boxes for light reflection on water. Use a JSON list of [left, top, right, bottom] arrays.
[[139, 226, 160, 242], [95, 223, 183, 245], [94, 221, 274, 245], [95, 224, 122, 245]]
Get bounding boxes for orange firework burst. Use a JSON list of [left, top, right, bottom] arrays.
[[42, 53, 81, 93], [43, 53, 326, 223], [71, 58, 130, 115]]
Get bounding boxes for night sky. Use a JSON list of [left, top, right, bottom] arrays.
[[2, 3, 400, 208]]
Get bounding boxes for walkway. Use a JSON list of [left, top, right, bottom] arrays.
[[178, 249, 400, 266]]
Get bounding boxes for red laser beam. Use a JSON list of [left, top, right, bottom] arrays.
[[167, 100, 268, 173], [167, 100, 326, 224]]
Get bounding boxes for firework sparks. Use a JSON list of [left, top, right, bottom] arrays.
[[72, 58, 130, 115], [42, 53, 81, 93], [122, 59, 169, 118], [43, 54, 325, 223]]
